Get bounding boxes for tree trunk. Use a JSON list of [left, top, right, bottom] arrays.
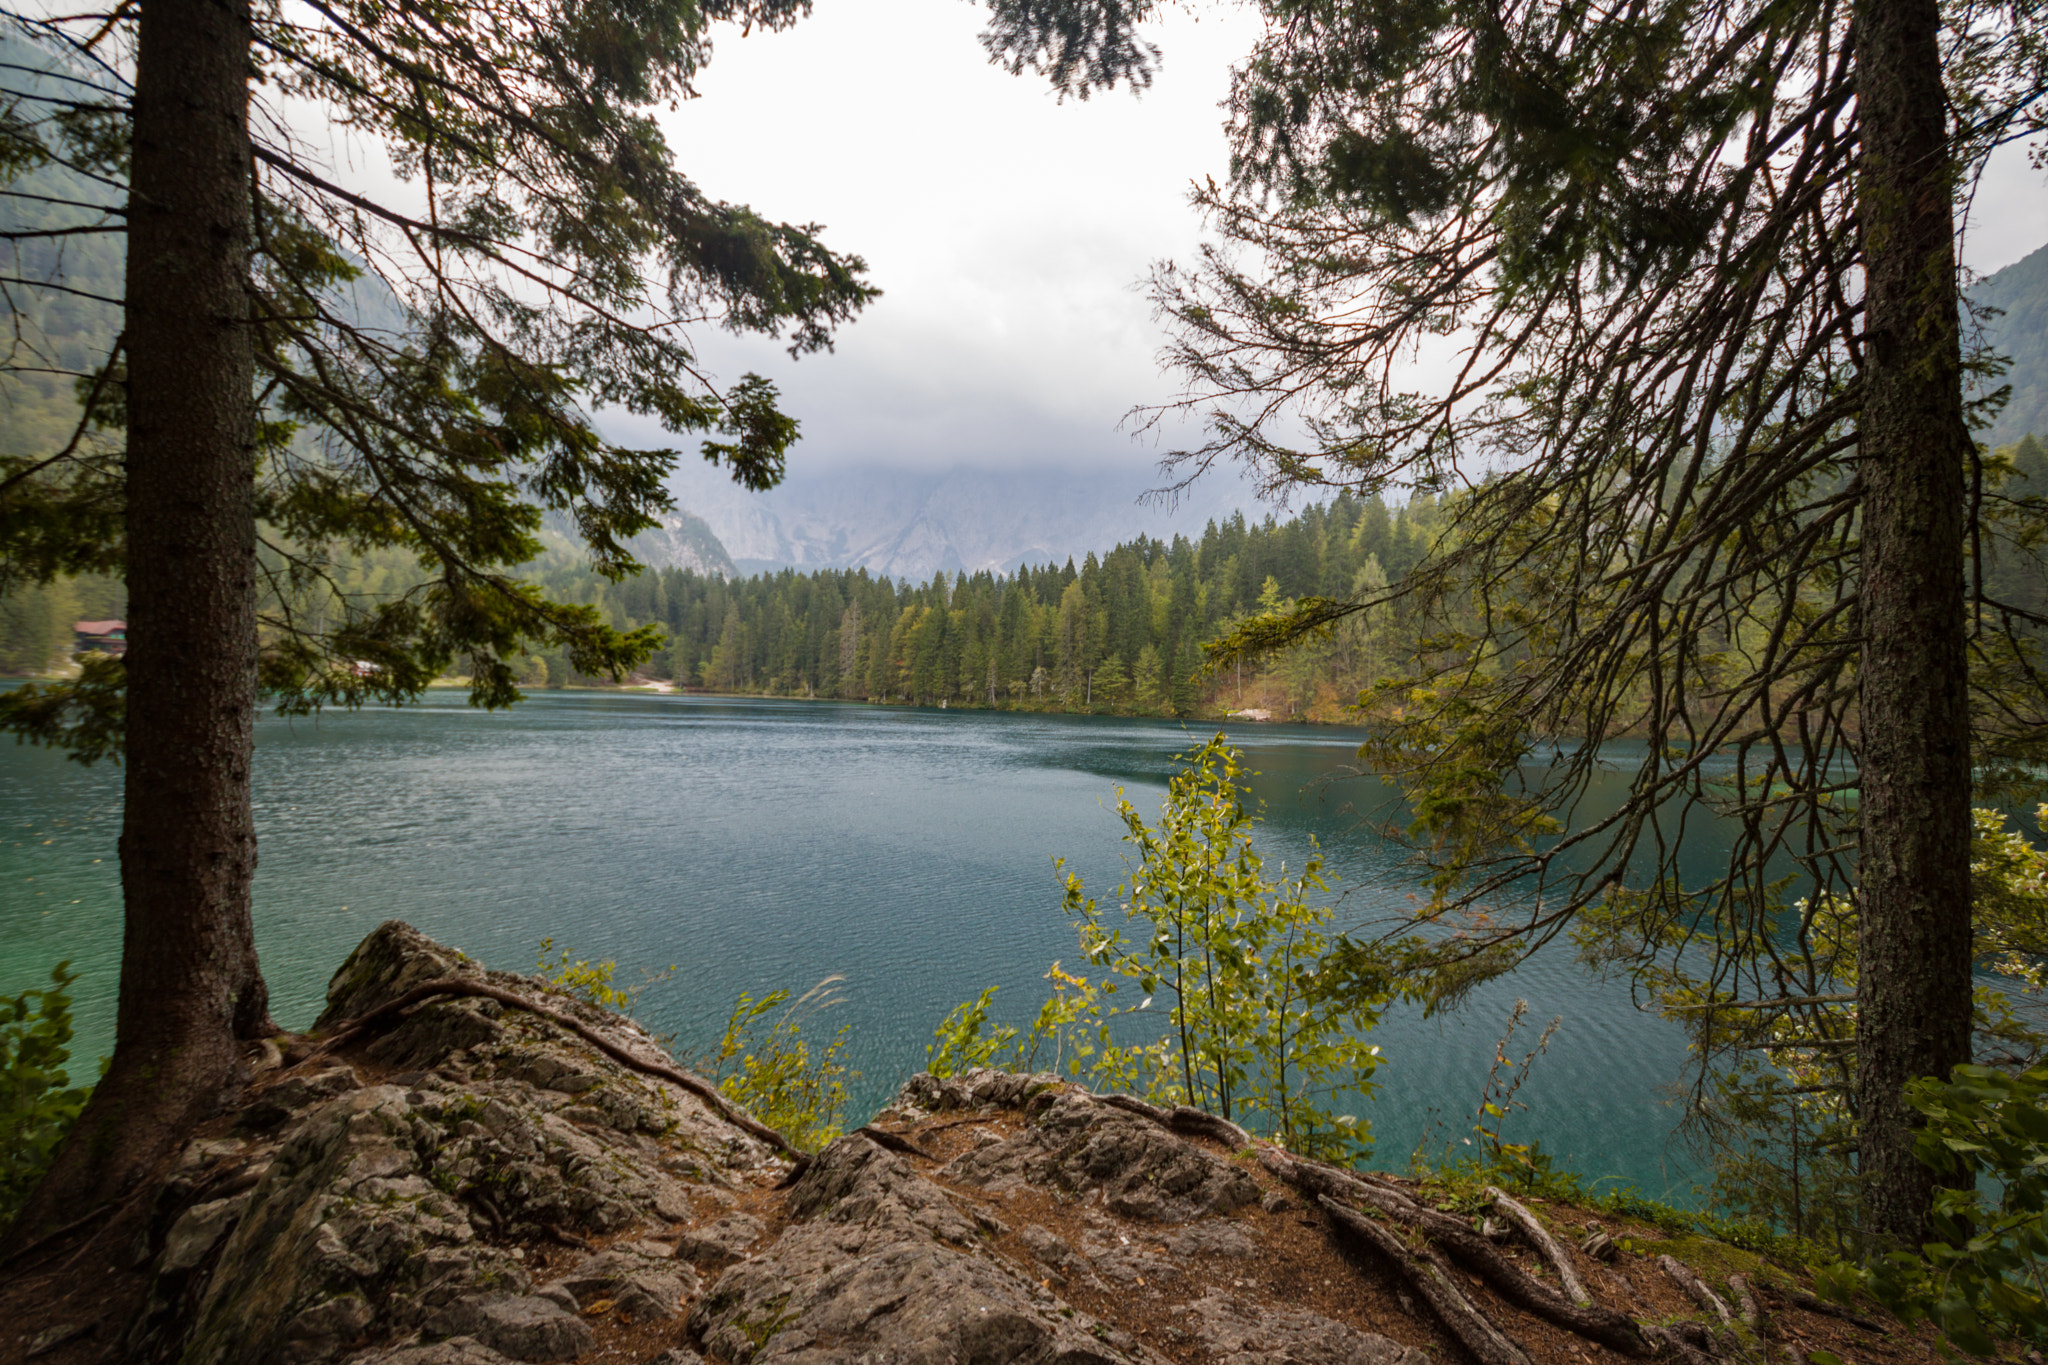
[[1853, 0, 1975, 1246], [3, 0, 267, 1247]]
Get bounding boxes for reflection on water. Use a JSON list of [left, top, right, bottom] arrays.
[[0, 691, 1712, 1200]]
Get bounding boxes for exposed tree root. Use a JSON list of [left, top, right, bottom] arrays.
[[1643, 1322, 1722, 1365], [1491, 1186, 1592, 1307], [1260, 1148, 1654, 1356], [856, 1125, 938, 1160], [1765, 1285, 1880, 1333], [1095, 1093, 1257, 1149], [1660, 1254, 1735, 1326], [308, 976, 811, 1170], [1318, 1195, 1537, 1365]]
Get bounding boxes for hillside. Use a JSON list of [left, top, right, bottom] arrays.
[[1975, 241, 2048, 448], [663, 459, 1259, 581]]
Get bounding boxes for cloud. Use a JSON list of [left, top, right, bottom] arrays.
[[627, 0, 2048, 480], [650, 0, 1263, 473]]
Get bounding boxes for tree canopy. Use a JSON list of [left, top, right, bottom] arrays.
[[980, 0, 2048, 1241], [0, 0, 873, 1245]]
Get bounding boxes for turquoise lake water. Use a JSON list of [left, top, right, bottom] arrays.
[[0, 691, 1717, 1200]]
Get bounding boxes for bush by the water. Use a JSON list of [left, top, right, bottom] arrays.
[[930, 734, 1388, 1161], [0, 961, 92, 1231]]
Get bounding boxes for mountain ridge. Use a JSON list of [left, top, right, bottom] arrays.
[[1975, 241, 2048, 449], [665, 459, 1262, 581]]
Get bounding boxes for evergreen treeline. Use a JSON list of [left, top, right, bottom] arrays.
[[525, 491, 1451, 719], [8, 440, 2041, 728]]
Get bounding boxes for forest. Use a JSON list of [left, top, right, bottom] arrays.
[[9, 438, 2047, 730], [524, 488, 1442, 717], [508, 434, 2048, 723]]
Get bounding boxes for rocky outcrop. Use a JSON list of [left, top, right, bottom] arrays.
[[17, 921, 1905, 1365]]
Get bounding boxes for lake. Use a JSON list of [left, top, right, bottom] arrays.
[[0, 690, 1712, 1200]]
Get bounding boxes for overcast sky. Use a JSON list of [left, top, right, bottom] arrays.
[[615, 0, 2048, 481]]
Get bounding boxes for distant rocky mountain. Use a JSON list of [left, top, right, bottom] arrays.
[[1975, 240, 2048, 448], [666, 460, 1260, 581], [624, 509, 738, 577], [537, 506, 737, 577]]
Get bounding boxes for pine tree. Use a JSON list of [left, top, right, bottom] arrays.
[[978, 0, 2047, 1239], [0, 0, 873, 1242]]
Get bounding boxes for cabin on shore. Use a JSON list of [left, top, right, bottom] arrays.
[[73, 619, 127, 656]]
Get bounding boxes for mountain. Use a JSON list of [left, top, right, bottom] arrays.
[[1974, 240, 2048, 448], [534, 506, 737, 577], [665, 459, 1261, 580], [623, 509, 738, 576]]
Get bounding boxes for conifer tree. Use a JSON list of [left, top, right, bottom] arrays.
[[978, 0, 2047, 1238], [0, 0, 872, 1242]]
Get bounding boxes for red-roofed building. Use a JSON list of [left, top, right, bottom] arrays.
[[74, 619, 127, 656]]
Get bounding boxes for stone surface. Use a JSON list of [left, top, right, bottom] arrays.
[[943, 1086, 1262, 1223], [672, 1212, 767, 1268], [690, 1134, 1167, 1365], [343, 1339, 515, 1365], [108, 926, 1439, 1365], [556, 1249, 698, 1320], [423, 1294, 595, 1363], [1186, 1292, 1434, 1365], [161, 1192, 254, 1274], [146, 922, 780, 1365]]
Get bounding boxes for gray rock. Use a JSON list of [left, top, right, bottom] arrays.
[[1080, 1227, 1178, 1287], [162, 1191, 254, 1273], [161, 924, 782, 1365], [1019, 1225, 1086, 1278], [533, 1286, 578, 1315], [343, 1339, 515, 1365], [553, 1249, 698, 1320], [896, 1068, 1064, 1115], [1185, 1292, 1432, 1365], [424, 1294, 595, 1363], [784, 1136, 979, 1244], [242, 1066, 363, 1132], [1161, 1219, 1258, 1259], [318, 922, 488, 1029], [690, 1135, 1169, 1365], [673, 1213, 766, 1268], [945, 1091, 1261, 1223], [285, 1293, 378, 1360]]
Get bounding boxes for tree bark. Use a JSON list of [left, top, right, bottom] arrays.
[[1853, 0, 1976, 1246], [3, 0, 267, 1247]]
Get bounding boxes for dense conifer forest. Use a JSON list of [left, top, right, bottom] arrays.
[[519, 436, 2046, 716], [10, 440, 2045, 721]]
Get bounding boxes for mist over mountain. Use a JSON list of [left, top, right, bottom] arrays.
[[665, 458, 1264, 580]]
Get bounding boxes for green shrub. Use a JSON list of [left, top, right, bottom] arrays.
[[932, 735, 1390, 1161], [0, 962, 93, 1230], [704, 978, 857, 1152], [1817, 1062, 2048, 1354], [533, 937, 674, 1016]]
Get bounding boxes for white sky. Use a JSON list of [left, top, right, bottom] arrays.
[[650, 0, 1268, 475], [646, 0, 2048, 479]]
